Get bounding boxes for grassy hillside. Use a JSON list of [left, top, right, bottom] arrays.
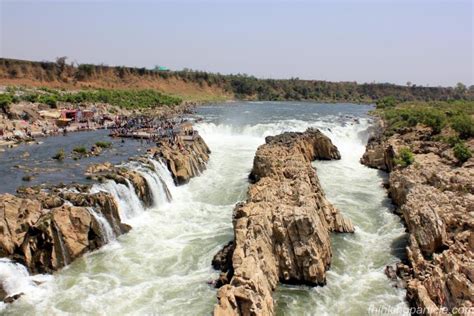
[[1, 58, 472, 103]]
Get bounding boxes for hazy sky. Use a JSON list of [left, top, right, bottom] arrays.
[[0, 0, 472, 86]]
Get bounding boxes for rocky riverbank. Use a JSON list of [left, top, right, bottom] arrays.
[[213, 128, 354, 315], [362, 119, 474, 315], [0, 131, 210, 303], [0, 86, 197, 150]]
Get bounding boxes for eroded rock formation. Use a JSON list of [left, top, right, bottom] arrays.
[[362, 120, 474, 315], [0, 187, 129, 274], [214, 128, 354, 316], [152, 134, 211, 185]]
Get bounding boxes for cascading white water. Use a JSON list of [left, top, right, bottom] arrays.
[[0, 259, 52, 313], [148, 158, 174, 201], [1, 102, 408, 316], [128, 159, 173, 207], [86, 207, 116, 243], [90, 179, 144, 223]]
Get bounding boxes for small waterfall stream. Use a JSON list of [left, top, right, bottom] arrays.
[[87, 207, 116, 243]]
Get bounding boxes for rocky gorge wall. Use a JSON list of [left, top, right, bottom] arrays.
[[0, 133, 210, 302], [213, 128, 354, 315], [362, 120, 474, 315]]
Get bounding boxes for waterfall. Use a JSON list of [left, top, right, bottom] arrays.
[[91, 180, 144, 223], [86, 207, 115, 243], [89, 157, 177, 223], [129, 160, 173, 207], [148, 158, 174, 201]]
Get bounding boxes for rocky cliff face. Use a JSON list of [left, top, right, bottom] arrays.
[[362, 121, 474, 315], [214, 128, 354, 316]]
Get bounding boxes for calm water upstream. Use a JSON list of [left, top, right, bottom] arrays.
[[1, 101, 408, 315]]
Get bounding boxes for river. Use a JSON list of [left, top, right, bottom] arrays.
[[0, 101, 408, 315]]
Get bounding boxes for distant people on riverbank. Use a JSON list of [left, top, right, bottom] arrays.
[[109, 115, 197, 148]]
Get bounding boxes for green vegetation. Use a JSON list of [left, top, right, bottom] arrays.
[[453, 143, 472, 163], [376, 100, 473, 165], [95, 141, 112, 148], [0, 93, 14, 111], [1, 87, 182, 109], [375, 96, 396, 109], [451, 114, 474, 139], [52, 149, 65, 161], [394, 147, 415, 167], [72, 146, 88, 154], [378, 100, 474, 136]]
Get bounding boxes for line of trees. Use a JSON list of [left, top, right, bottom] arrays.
[[1, 57, 472, 103]]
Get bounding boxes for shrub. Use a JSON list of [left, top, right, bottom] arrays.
[[73, 146, 87, 154], [451, 114, 474, 139], [376, 96, 397, 109], [0, 93, 14, 110], [453, 143, 472, 163], [443, 135, 462, 147], [394, 147, 415, 167], [422, 111, 446, 134], [95, 141, 112, 148], [38, 94, 57, 108], [52, 149, 65, 160]]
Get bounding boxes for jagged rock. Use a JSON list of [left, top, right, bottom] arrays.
[[88, 165, 153, 207], [3, 292, 24, 304], [85, 162, 114, 174], [361, 124, 474, 315], [0, 194, 44, 257], [0, 189, 127, 274], [212, 242, 235, 288], [0, 283, 7, 302], [59, 191, 131, 235], [214, 128, 354, 315], [154, 135, 210, 185]]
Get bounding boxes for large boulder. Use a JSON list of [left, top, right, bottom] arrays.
[[0, 188, 128, 274], [0, 194, 43, 257]]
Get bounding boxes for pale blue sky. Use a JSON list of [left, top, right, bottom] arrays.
[[0, 0, 472, 86]]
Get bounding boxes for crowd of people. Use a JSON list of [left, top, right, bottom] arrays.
[[110, 115, 198, 152]]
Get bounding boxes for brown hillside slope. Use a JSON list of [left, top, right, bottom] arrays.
[[0, 58, 232, 102]]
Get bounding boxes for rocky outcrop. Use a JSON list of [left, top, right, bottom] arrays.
[[152, 134, 210, 185], [362, 124, 474, 315], [214, 128, 354, 316], [87, 164, 153, 207], [0, 187, 129, 274]]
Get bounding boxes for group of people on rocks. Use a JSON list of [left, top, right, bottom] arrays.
[[110, 115, 198, 153]]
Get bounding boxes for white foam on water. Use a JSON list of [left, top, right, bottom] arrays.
[[90, 179, 144, 224], [128, 159, 173, 208], [1, 106, 408, 315], [0, 258, 53, 313]]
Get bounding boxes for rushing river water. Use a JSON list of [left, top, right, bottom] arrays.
[[1, 102, 408, 315]]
